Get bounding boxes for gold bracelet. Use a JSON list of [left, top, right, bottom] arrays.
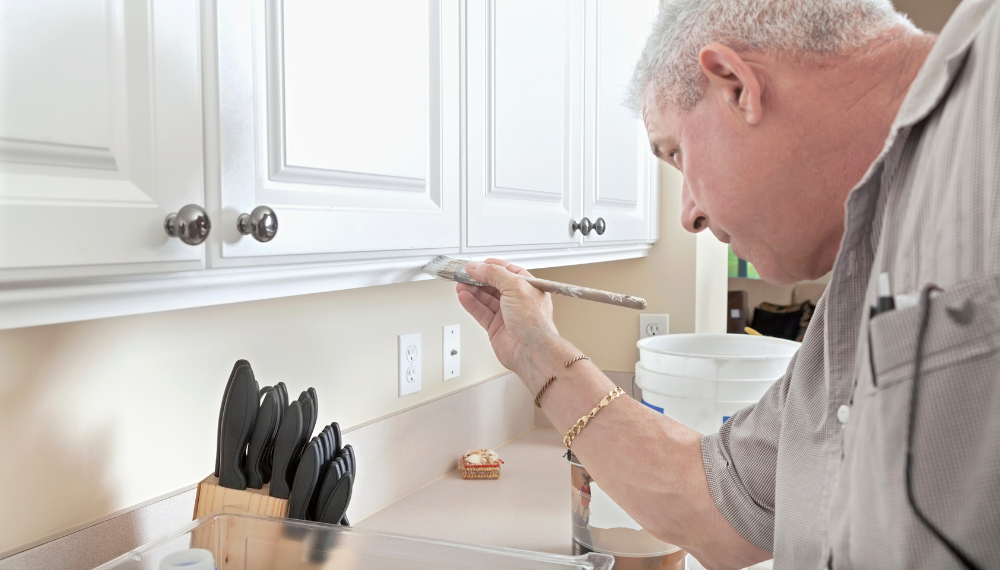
[[564, 387, 625, 449], [565, 355, 591, 368], [534, 375, 557, 408]]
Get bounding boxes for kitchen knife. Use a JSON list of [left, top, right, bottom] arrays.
[[344, 444, 356, 478], [246, 387, 280, 489], [288, 439, 322, 520], [269, 399, 304, 499], [308, 387, 318, 418], [263, 382, 288, 482], [215, 360, 250, 477], [335, 450, 350, 480], [218, 362, 259, 489], [275, 382, 288, 409], [318, 472, 353, 525], [318, 428, 331, 461], [312, 458, 343, 522], [331, 422, 342, 456], [299, 392, 316, 441], [341, 445, 355, 525]]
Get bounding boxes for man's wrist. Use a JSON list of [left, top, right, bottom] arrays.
[[512, 332, 573, 380]]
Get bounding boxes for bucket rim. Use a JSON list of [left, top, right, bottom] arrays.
[[636, 333, 799, 360]]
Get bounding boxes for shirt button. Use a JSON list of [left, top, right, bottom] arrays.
[[837, 404, 851, 424]]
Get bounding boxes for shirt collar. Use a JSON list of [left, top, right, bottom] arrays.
[[891, 0, 991, 131]]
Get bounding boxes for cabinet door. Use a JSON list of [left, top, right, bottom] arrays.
[[0, 0, 205, 281], [466, 0, 584, 249], [213, 0, 459, 261], [582, 0, 656, 245]]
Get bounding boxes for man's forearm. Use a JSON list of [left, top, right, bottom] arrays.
[[514, 335, 771, 570]]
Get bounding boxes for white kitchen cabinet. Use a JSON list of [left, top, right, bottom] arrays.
[[0, 0, 659, 330], [465, 0, 584, 249], [582, 0, 658, 245], [209, 0, 461, 263], [0, 0, 205, 281]]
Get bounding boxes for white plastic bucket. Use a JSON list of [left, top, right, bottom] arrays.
[[636, 363, 776, 401], [637, 333, 799, 380], [635, 369, 765, 434]]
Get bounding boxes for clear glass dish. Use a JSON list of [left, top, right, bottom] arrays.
[[92, 513, 614, 570]]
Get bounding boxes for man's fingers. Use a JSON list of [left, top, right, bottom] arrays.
[[457, 281, 501, 303], [465, 260, 524, 293], [457, 288, 497, 332], [484, 257, 534, 277], [456, 282, 501, 313]]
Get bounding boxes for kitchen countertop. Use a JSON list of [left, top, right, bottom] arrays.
[[356, 428, 574, 555]]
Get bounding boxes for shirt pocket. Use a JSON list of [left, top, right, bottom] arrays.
[[844, 275, 1000, 566], [868, 275, 1000, 390]]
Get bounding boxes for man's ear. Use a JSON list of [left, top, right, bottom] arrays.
[[699, 44, 764, 125]]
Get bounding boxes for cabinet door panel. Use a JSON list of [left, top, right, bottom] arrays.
[[583, 0, 656, 244], [215, 0, 459, 260], [0, 0, 204, 280], [466, 0, 583, 248]]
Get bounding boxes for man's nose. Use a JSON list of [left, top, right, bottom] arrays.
[[680, 183, 708, 234]]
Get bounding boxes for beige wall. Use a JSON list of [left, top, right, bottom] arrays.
[[534, 165, 700, 372], [894, 0, 962, 33], [0, 279, 511, 554]]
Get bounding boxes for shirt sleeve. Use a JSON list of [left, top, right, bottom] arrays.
[[700, 339, 800, 553]]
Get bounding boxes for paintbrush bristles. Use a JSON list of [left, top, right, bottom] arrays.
[[422, 255, 486, 286]]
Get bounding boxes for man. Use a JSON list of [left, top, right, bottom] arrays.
[[455, 0, 1000, 568]]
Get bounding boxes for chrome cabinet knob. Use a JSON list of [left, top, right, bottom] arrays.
[[164, 204, 211, 245], [572, 217, 593, 236], [237, 206, 278, 242], [593, 217, 606, 236]]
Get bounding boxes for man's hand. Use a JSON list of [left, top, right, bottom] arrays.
[[455, 258, 558, 372]]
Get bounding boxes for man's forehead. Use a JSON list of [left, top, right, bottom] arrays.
[[642, 100, 680, 138]]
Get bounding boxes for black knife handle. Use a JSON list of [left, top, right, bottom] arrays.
[[312, 459, 343, 522], [332, 423, 342, 457], [219, 363, 258, 490], [318, 472, 353, 525], [262, 383, 288, 483], [344, 444, 356, 478], [299, 393, 316, 442], [246, 388, 279, 489], [216, 360, 250, 478], [288, 440, 322, 520], [269, 400, 304, 499], [308, 387, 318, 421]]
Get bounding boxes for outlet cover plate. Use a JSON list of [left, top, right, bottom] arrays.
[[398, 332, 422, 397], [640, 314, 669, 338], [443, 324, 461, 380]]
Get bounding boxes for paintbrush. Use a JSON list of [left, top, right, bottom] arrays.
[[422, 255, 647, 310]]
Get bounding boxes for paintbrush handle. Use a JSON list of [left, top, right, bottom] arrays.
[[519, 275, 647, 310]]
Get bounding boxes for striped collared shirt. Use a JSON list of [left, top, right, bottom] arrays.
[[701, 0, 1000, 568]]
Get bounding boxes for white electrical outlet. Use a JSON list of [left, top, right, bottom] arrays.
[[398, 332, 422, 397], [640, 314, 669, 338], [443, 324, 461, 380]]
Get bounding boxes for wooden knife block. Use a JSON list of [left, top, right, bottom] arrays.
[[193, 474, 289, 520]]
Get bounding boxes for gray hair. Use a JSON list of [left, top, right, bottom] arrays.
[[628, 0, 917, 113]]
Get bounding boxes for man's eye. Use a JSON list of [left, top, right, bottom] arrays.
[[668, 150, 680, 164]]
